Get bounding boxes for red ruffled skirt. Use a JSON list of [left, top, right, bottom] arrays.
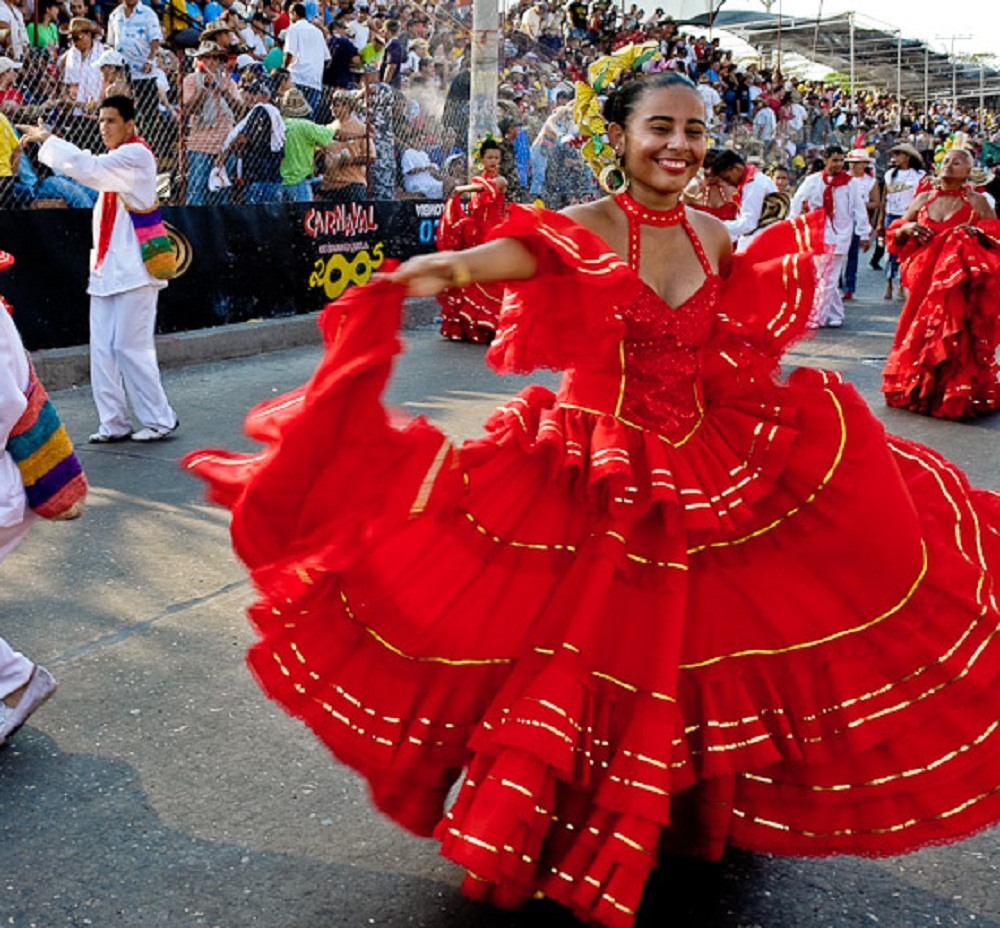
[[184, 281, 1000, 928], [882, 221, 1000, 417]]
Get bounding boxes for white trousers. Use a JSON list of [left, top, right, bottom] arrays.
[[90, 286, 177, 436], [0, 634, 32, 699], [812, 254, 846, 327]]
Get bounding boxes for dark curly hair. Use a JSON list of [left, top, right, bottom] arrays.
[[602, 71, 699, 128]]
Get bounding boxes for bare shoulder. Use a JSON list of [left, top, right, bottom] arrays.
[[684, 207, 731, 270], [560, 198, 619, 238], [561, 197, 613, 234], [969, 190, 996, 220]]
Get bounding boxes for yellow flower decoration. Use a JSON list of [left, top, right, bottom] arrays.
[[572, 42, 661, 182]]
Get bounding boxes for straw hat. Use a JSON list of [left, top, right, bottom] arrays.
[[200, 20, 233, 40], [192, 40, 229, 58], [845, 148, 872, 163], [889, 142, 923, 166], [68, 17, 102, 36], [279, 87, 313, 118]]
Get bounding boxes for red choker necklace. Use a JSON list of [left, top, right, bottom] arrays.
[[936, 186, 967, 197], [615, 192, 685, 226]]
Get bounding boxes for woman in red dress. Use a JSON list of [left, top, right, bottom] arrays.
[[882, 148, 1000, 417], [436, 137, 507, 343], [184, 74, 1000, 928]]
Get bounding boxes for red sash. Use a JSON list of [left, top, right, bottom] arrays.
[[95, 134, 153, 269]]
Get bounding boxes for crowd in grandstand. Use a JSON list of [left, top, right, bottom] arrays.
[[0, 0, 997, 206]]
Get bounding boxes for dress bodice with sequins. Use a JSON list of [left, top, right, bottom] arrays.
[[556, 214, 720, 444]]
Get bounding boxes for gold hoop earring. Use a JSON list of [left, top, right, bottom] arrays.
[[599, 161, 630, 196]]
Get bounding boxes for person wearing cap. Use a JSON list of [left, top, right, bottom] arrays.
[[881, 143, 925, 300], [277, 86, 331, 201], [325, 15, 359, 90], [105, 0, 162, 135], [790, 144, 872, 328], [20, 95, 180, 442], [0, 55, 23, 115], [283, 2, 329, 114], [841, 147, 879, 301], [59, 19, 104, 150], [96, 48, 130, 99], [182, 41, 243, 204]]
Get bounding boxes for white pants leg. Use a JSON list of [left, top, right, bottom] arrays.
[[0, 634, 32, 699], [90, 287, 176, 434], [813, 253, 846, 327]]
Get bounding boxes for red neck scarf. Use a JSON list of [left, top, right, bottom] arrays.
[[821, 169, 851, 221], [95, 134, 152, 269], [731, 164, 757, 210]]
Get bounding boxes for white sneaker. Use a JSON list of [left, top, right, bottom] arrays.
[[130, 422, 179, 442], [0, 665, 57, 747]]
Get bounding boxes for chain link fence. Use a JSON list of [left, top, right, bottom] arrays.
[[4, 1, 991, 212]]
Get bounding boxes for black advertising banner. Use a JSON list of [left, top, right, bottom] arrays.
[[0, 199, 445, 351]]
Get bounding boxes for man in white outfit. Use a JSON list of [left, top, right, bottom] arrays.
[[21, 95, 178, 443], [790, 145, 872, 328], [712, 149, 778, 252], [0, 291, 82, 745]]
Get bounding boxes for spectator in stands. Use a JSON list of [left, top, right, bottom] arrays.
[[183, 40, 242, 204], [105, 0, 162, 135], [361, 65, 396, 199], [379, 18, 402, 89], [282, 2, 327, 114], [277, 85, 328, 201], [320, 89, 373, 202], [0, 55, 23, 115], [0, 0, 28, 62], [220, 78, 284, 203], [400, 124, 442, 198], [96, 48, 130, 99], [325, 15, 359, 89], [28, 0, 61, 51], [0, 107, 18, 206], [199, 18, 237, 54], [60, 18, 105, 150], [244, 12, 273, 60], [752, 96, 775, 144], [346, 2, 370, 51]]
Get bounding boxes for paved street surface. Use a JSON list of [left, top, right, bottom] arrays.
[[2, 259, 998, 928]]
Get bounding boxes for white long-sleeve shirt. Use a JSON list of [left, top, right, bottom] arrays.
[[723, 170, 777, 246], [790, 171, 872, 254], [38, 135, 165, 297], [0, 306, 33, 561]]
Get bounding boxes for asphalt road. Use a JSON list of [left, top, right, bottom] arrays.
[[1, 258, 998, 928]]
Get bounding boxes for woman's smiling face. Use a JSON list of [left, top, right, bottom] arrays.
[[609, 82, 707, 200]]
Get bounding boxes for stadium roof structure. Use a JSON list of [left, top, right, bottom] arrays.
[[682, 9, 1000, 110]]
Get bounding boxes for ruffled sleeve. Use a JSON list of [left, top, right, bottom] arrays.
[[714, 209, 826, 360], [484, 205, 638, 375]]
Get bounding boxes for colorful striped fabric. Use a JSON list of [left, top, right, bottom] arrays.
[[7, 364, 87, 519], [126, 203, 177, 281]]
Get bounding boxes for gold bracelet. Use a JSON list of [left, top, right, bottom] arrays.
[[451, 258, 471, 289]]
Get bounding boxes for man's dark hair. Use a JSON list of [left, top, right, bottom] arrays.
[[100, 94, 135, 123], [290, 2, 306, 17], [712, 149, 746, 173], [824, 144, 845, 158]]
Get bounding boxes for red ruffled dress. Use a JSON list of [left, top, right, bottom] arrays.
[[184, 202, 1000, 928], [436, 173, 507, 343], [882, 189, 1000, 417]]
